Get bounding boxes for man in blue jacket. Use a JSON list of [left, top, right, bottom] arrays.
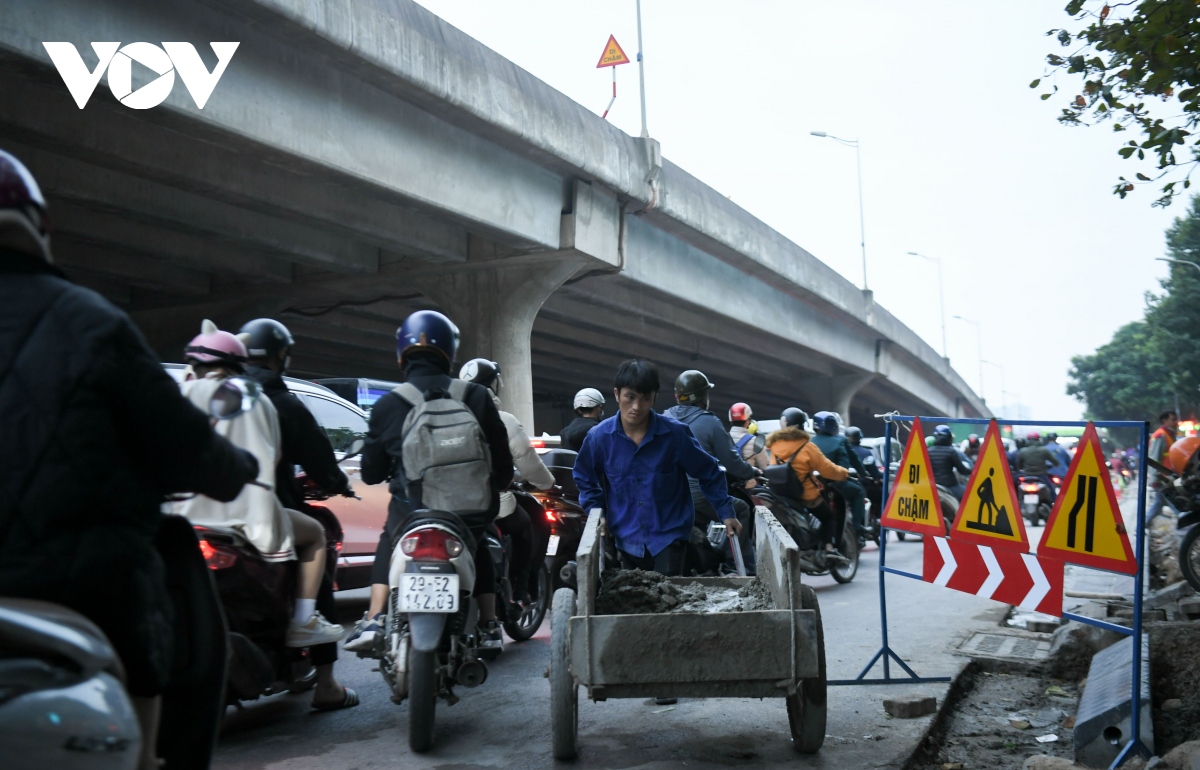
[[573, 360, 740, 577]]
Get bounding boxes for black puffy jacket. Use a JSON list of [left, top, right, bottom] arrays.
[[0, 252, 257, 693], [927, 441, 972, 488], [243, 364, 349, 510]]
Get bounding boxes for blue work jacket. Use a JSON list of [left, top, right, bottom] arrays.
[[573, 410, 735, 557]]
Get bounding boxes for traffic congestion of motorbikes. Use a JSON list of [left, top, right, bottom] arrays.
[[0, 146, 1195, 768]]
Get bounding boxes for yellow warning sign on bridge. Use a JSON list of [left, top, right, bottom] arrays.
[[950, 420, 1029, 552], [596, 35, 631, 68], [1037, 423, 1136, 574], [880, 417, 947, 537]]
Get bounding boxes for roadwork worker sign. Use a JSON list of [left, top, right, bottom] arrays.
[[880, 417, 946, 537], [950, 420, 1030, 552], [596, 35, 631, 68], [1037, 423, 1136, 574]]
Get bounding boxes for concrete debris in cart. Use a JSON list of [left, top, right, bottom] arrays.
[[593, 569, 774, 615]]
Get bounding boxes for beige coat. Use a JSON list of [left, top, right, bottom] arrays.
[[167, 375, 295, 561]]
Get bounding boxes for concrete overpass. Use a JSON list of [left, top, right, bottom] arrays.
[[0, 0, 989, 434]]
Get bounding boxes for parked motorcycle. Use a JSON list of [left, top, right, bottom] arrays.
[[1017, 475, 1055, 527], [751, 474, 859, 583], [1148, 446, 1200, 592]]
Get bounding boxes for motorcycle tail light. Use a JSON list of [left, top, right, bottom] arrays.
[[1021, 484, 1040, 493], [198, 539, 237, 570], [400, 528, 463, 560], [545, 509, 559, 523], [1051, 476, 1062, 485]]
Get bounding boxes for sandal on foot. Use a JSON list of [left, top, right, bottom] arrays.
[[311, 686, 359, 712]]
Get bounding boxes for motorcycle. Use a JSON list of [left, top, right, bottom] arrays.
[[530, 448, 588, 590], [1017, 475, 1056, 527], [1147, 454, 1200, 592], [488, 487, 552, 650], [750, 473, 859, 583]]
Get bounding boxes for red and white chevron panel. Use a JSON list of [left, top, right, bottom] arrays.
[[921, 536, 1064, 617]]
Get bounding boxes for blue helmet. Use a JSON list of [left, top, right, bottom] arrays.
[[813, 411, 840, 435], [933, 424, 953, 438], [396, 310, 460, 367]]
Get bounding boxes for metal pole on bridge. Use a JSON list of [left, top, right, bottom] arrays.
[[635, 0, 649, 138]]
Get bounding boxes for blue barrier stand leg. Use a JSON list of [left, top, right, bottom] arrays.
[[1112, 422, 1153, 768]]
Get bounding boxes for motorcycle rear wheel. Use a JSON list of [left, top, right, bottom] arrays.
[[1180, 526, 1200, 593], [830, 521, 858, 584], [504, 563, 550, 642], [407, 647, 437, 753]]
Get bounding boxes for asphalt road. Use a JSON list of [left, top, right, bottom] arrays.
[[212, 535, 1007, 770]]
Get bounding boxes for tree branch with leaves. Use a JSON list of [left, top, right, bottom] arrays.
[[1037, 0, 1200, 206]]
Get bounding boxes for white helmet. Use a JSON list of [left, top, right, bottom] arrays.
[[573, 387, 605, 410]]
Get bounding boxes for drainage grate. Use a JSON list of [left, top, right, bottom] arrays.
[[959, 633, 1051, 661]]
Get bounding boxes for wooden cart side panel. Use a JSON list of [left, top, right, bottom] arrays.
[[568, 610, 818, 685], [754, 506, 803, 610], [576, 508, 603, 617]]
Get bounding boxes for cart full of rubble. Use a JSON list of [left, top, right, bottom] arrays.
[[548, 507, 826, 760]]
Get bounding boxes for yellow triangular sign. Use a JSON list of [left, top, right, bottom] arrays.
[[950, 420, 1030, 552], [1037, 423, 1136, 574], [880, 417, 947, 536], [596, 35, 631, 68]]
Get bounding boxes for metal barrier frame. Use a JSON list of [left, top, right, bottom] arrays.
[[829, 414, 1151, 769]]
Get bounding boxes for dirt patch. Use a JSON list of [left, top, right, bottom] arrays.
[[595, 569, 774, 615], [906, 661, 1079, 770], [1149, 622, 1200, 753]]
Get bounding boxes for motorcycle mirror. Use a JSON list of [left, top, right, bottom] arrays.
[[343, 438, 365, 459], [209, 378, 261, 421]]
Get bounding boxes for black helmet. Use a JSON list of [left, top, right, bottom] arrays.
[[239, 318, 294, 361], [780, 407, 808, 429], [459, 358, 501, 392], [846, 426, 863, 444], [397, 310, 459, 368], [813, 411, 840, 435], [1046, 432, 1058, 442], [674, 369, 714, 404], [933, 424, 953, 445], [0, 149, 51, 263]]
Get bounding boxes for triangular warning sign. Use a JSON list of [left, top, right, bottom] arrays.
[[1037, 423, 1136, 574], [880, 417, 947, 537], [950, 420, 1029, 552], [596, 35, 631, 68]]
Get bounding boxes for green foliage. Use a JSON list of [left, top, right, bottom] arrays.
[[1042, 1, 1200, 206], [1067, 195, 1200, 431]]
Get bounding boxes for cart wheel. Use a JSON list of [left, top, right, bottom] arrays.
[[550, 587, 579, 760], [830, 521, 858, 584], [786, 583, 826, 753]]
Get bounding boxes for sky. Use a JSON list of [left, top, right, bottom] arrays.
[[412, 0, 1181, 421]]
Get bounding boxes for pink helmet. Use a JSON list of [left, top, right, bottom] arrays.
[[185, 320, 248, 372]]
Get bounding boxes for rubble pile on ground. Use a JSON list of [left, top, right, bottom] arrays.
[[594, 569, 774, 615]]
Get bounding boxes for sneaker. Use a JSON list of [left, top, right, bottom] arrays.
[[343, 612, 385, 653], [479, 620, 504, 652], [286, 611, 346, 648], [825, 549, 850, 564]]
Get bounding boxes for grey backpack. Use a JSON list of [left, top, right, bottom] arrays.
[[393, 380, 493, 514]]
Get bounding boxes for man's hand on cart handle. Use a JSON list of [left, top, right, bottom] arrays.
[[723, 517, 743, 537]]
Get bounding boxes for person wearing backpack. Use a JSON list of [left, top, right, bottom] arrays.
[[347, 311, 514, 654], [729, 402, 770, 470], [763, 417, 851, 562]]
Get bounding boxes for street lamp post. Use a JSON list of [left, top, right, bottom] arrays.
[[907, 251, 948, 359], [635, 0, 649, 138], [953, 315, 984, 401], [1156, 257, 1200, 276], [811, 131, 868, 292]]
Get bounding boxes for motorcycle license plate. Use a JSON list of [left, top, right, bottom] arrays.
[[1023, 494, 1039, 505], [546, 534, 561, 557], [398, 574, 459, 613]]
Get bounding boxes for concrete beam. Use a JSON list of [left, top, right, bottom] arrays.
[[53, 235, 212, 296]]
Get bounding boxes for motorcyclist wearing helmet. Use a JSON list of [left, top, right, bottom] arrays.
[[1043, 432, 1071, 478], [963, 434, 981, 462], [927, 424, 972, 501], [809, 412, 871, 540], [665, 370, 759, 573], [729, 402, 770, 470], [0, 150, 259, 770], [764, 412, 851, 562], [845, 427, 881, 482], [1017, 431, 1058, 502], [172, 322, 346, 648], [458, 358, 555, 604], [561, 387, 605, 451], [353, 311, 514, 653], [238, 317, 356, 710]]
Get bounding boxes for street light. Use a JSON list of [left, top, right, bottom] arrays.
[[811, 130, 868, 292], [1156, 257, 1200, 276], [953, 315, 984, 401], [981, 359, 1007, 415], [907, 251, 948, 359], [635, 0, 649, 138]]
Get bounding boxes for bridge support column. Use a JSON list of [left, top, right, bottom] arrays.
[[414, 257, 588, 433], [800, 373, 876, 426]]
